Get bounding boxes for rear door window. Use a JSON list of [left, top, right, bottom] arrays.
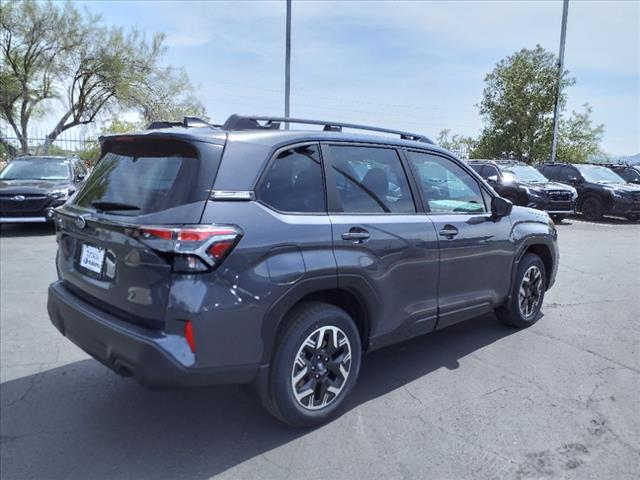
[[326, 145, 416, 213], [544, 166, 563, 181], [257, 144, 325, 213], [73, 139, 206, 215]]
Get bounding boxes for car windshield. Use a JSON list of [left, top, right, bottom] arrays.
[[503, 165, 548, 183], [575, 165, 625, 184], [0, 158, 70, 181], [501, 171, 516, 183]]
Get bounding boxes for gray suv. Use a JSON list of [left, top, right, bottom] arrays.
[[47, 115, 559, 426]]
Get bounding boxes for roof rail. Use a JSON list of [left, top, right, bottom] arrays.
[[147, 117, 215, 130], [221, 114, 434, 144]]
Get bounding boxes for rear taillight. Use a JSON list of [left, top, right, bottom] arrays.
[[135, 225, 242, 273], [184, 321, 196, 353]]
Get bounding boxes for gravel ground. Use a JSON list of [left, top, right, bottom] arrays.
[[1, 217, 639, 480]]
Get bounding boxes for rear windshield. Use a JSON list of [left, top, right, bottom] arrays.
[[73, 139, 202, 215]]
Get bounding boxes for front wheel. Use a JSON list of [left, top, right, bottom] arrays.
[[496, 253, 546, 328], [266, 302, 362, 427], [581, 196, 604, 221]]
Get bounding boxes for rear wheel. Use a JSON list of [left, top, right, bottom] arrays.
[[496, 253, 546, 328], [581, 196, 604, 221], [627, 213, 639, 222], [266, 302, 361, 427], [550, 214, 566, 223]]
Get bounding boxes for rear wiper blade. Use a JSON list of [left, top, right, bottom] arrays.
[[91, 201, 141, 211]]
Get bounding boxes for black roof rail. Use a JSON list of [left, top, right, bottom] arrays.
[[221, 114, 434, 144], [147, 117, 216, 130], [147, 121, 183, 129]]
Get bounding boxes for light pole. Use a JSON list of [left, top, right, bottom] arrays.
[[550, 0, 569, 163], [284, 0, 292, 129]]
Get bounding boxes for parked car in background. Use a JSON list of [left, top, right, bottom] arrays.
[[47, 115, 559, 427], [0, 156, 87, 223], [604, 164, 640, 185], [467, 160, 576, 221], [537, 163, 640, 221]]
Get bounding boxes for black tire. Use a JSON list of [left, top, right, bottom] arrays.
[[627, 213, 639, 222], [496, 253, 546, 328], [550, 214, 566, 223], [266, 302, 362, 427], [581, 196, 604, 221]]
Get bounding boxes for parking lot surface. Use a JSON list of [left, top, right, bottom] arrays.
[[1, 218, 639, 480]]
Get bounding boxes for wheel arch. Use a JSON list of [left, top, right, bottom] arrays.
[[260, 277, 376, 365], [522, 243, 554, 289]]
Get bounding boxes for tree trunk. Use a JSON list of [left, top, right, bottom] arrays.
[[42, 111, 73, 154]]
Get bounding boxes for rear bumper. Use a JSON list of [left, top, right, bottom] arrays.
[[47, 281, 259, 388]]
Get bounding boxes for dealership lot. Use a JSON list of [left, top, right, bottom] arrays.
[[1, 219, 638, 479]]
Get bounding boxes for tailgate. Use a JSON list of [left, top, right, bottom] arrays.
[[54, 136, 224, 329]]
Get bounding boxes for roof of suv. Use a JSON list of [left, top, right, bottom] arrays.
[[101, 114, 443, 152]]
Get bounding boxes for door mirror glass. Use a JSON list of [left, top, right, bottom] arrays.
[[486, 175, 499, 184], [492, 196, 513, 218], [76, 173, 86, 182]]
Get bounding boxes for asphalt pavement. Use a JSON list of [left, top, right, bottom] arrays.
[[1, 217, 639, 480]]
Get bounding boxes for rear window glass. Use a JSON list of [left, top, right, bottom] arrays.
[[258, 144, 325, 213], [73, 139, 202, 215]]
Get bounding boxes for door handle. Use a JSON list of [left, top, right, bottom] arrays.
[[342, 229, 370, 242], [438, 225, 459, 238]]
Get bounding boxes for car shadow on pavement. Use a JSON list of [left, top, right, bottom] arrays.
[[0, 223, 56, 237], [0, 314, 517, 479]]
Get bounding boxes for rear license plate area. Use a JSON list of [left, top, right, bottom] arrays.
[[78, 243, 106, 276]]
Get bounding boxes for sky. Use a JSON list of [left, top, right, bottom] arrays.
[[73, 0, 640, 155]]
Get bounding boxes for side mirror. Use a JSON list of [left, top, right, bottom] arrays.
[[486, 175, 499, 184], [75, 173, 86, 182], [567, 176, 580, 184], [492, 196, 513, 218]]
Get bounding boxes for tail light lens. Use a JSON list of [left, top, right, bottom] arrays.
[[184, 321, 196, 353], [135, 225, 242, 273]]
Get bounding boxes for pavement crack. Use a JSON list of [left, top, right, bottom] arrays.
[[528, 329, 640, 374]]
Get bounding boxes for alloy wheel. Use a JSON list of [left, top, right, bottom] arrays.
[[290, 326, 352, 410], [519, 265, 543, 319]]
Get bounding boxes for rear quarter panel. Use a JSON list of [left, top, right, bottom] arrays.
[[168, 201, 336, 369]]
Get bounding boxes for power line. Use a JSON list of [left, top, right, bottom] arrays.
[[200, 90, 477, 122], [201, 79, 476, 114]]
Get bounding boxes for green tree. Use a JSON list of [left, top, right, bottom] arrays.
[[1, 0, 205, 155], [475, 45, 575, 163], [556, 104, 605, 163], [437, 129, 477, 158]]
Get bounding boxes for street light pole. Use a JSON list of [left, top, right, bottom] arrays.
[[284, 0, 292, 129], [550, 0, 569, 163]]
